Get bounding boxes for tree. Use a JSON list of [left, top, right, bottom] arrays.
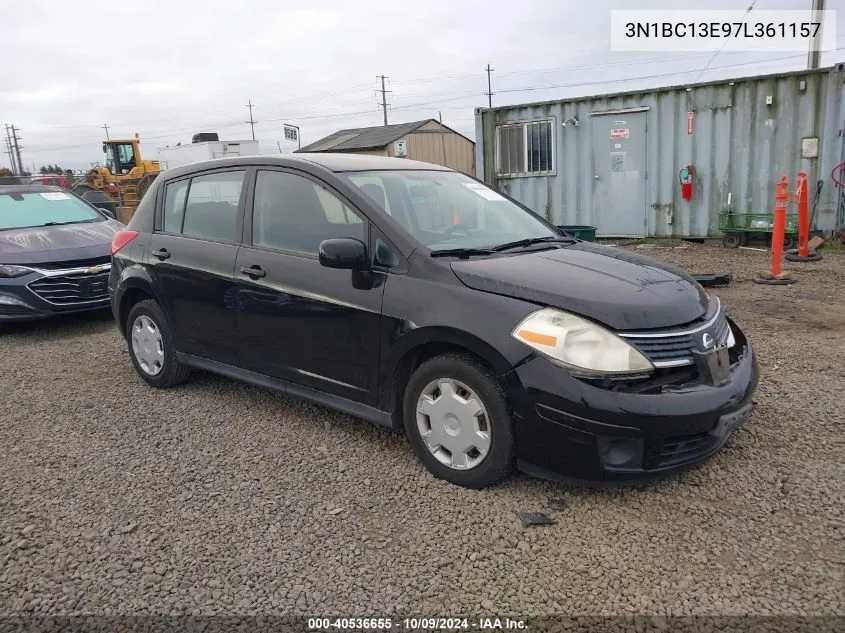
[[39, 165, 48, 174], [0, 167, 13, 177]]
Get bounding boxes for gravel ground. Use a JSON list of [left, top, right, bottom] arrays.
[[1, 244, 844, 619]]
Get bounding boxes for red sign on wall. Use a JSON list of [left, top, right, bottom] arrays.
[[610, 128, 629, 140], [687, 111, 695, 136]]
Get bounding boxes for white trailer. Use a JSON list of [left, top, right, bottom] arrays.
[[156, 139, 259, 171]]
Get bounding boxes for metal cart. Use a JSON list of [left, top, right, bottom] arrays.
[[718, 211, 798, 249]]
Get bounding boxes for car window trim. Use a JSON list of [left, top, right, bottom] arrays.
[[243, 166, 371, 260], [154, 168, 249, 245], [154, 174, 190, 234]]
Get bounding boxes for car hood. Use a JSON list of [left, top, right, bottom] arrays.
[[0, 220, 123, 265], [450, 242, 709, 331]]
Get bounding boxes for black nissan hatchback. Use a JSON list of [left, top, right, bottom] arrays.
[[109, 154, 758, 488]]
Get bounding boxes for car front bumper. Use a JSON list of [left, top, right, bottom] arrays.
[[0, 267, 112, 323], [504, 321, 759, 483]]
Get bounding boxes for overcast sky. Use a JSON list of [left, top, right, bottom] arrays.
[[1, 0, 842, 171]]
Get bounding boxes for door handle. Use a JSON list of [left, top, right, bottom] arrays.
[[152, 248, 170, 260], [240, 265, 266, 279]]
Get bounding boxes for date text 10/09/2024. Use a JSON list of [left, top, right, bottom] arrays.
[[307, 617, 527, 630]]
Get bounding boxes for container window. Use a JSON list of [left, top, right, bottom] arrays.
[[495, 120, 554, 177]]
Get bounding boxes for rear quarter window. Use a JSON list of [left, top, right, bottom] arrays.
[[162, 180, 189, 233], [181, 170, 245, 242]]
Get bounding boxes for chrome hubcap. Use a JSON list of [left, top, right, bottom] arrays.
[[416, 378, 491, 471], [131, 315, 164, 376]]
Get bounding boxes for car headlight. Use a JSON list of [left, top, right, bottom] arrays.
[[0, 264, 33, 278], [512, 308, 654, 377]]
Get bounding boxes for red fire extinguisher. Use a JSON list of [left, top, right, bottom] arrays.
[[679, 165, 694, 201]]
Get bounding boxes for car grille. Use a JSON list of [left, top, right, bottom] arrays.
[[619, 301, 731, 368], [31, 256, 110, 271], [27, 271, 110, 305], [0, 304, 33, 316], [644, 431, 718, 469]]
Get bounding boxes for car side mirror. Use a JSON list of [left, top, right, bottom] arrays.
[[97, 207, 116, 220], [318, 238, 369, 271]]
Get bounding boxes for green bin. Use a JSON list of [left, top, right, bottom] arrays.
[[557, 225, 597, 241]]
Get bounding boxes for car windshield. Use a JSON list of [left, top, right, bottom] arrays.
[[342, 170, 558, 252], [0, 191, 101, 231]]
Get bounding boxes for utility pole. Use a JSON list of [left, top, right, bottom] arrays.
[[245, 100, 257, 140], [11, 126, 24, 176], [4, 125, 17, 175], [102, 123, 110, 140], [277, 140, 282, 153], [485, 63, 495, 108], [377, 75, 391, 126], [807, 0, 825, 70]]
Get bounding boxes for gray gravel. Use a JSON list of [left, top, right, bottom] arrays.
[[1, 244, 844, 618]]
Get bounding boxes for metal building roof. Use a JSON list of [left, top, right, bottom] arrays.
[[297, 120, 432, 153]]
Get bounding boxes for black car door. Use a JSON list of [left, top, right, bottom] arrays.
[[147, 168, 247, 365], [234, 168, 385, 405]]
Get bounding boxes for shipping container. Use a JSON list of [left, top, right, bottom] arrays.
[[475, 65, 845, 238]]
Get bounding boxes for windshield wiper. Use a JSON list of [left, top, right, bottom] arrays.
[[430, 247, 494, 259], [41, 220, 93, 227], [489, 236, 576, 252]]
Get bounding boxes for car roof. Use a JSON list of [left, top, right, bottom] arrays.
[[0, 184, 65, 195], [160, 153, 455, 181]]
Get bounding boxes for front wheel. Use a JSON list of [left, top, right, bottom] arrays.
[[125, 299, 191, 388], [403, 353, 514, 489]]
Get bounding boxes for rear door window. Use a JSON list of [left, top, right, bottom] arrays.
[[180, 170, 245, 242]]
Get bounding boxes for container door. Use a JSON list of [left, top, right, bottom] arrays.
[[591, 112, 647, 237]]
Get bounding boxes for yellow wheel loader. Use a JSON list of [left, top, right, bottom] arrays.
[[71, 133, 160, 223]]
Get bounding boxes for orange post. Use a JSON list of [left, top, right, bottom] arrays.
[[796, 172, 809, 257], [770, 175, 789, 277]]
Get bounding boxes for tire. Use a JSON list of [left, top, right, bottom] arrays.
[[782, 234, 796, 251], [403, 353, 514, 489], [722, 233, 743, 248], [784, 249, 823, 262], [125, 299, 191, 388]]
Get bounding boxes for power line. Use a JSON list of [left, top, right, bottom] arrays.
[[245, 100, 257, 140], [19, 48, 844, 155], [495, 50, 827, 95], [692, 0, 760, 84], [377, 75, 391, 126], [22, 41, 845, 134]]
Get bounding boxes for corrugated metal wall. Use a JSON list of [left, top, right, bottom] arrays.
[[475, 66, 845, 237], [383, 121, 475, 174], [403, 121, 475, 174]]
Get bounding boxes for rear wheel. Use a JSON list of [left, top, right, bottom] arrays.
[[125, 299, 191, 388], [403, 353, 514, 489], [722, 233, 744, 248]]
